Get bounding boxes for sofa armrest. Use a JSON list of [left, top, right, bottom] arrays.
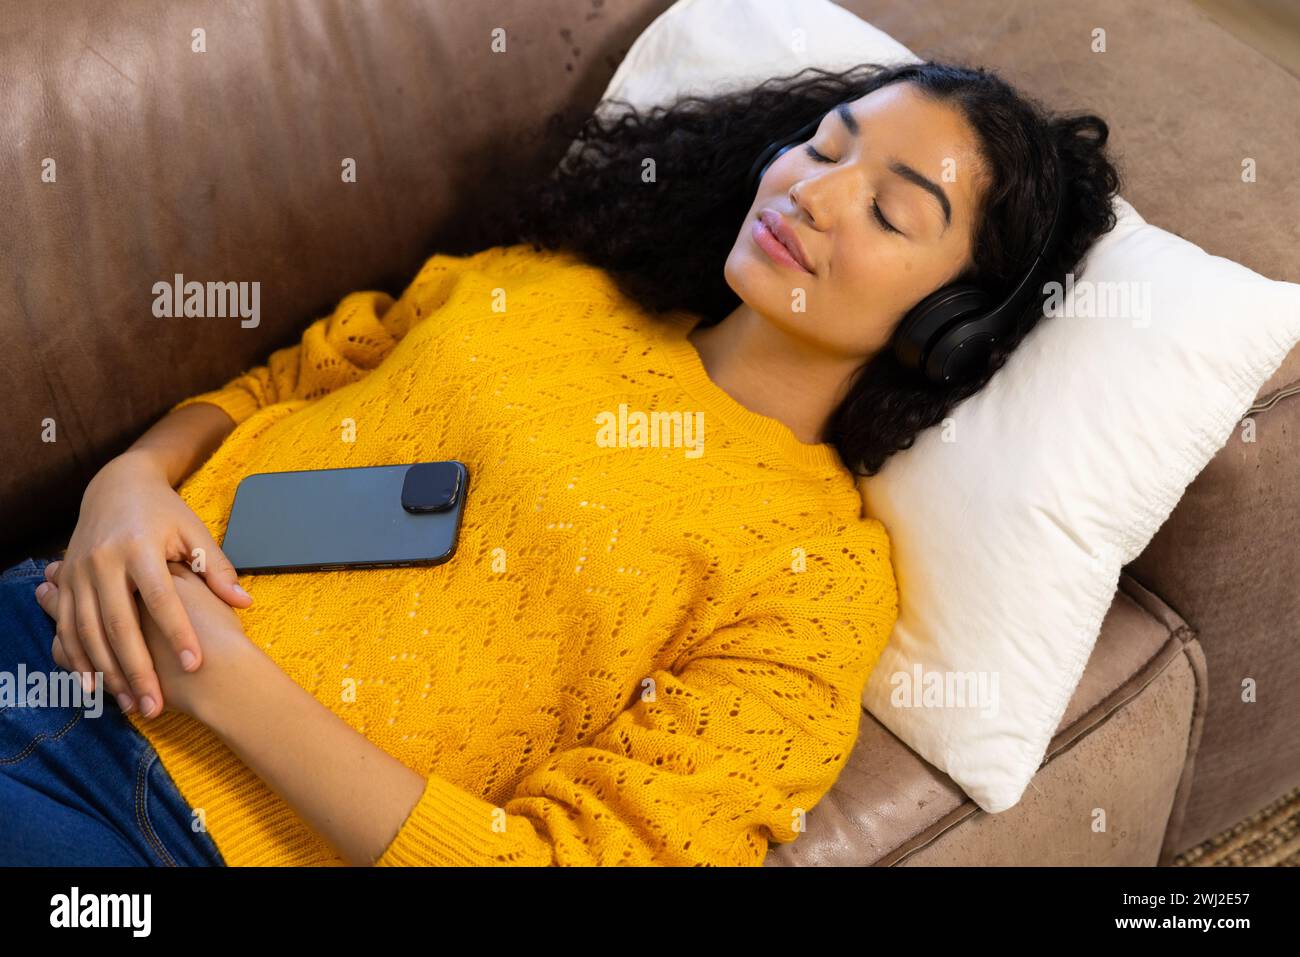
[[1121, 369, 1300, 850], [764, 573, 1200, 865]]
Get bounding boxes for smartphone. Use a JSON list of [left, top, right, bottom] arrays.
[[220, 461, 469, 574]]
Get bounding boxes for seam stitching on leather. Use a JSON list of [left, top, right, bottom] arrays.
[[1159, 635, 1207, 863], [1243, 380, 1300, 416]]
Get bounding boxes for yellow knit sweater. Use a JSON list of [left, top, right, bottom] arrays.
[[128, 242, 899, 866]]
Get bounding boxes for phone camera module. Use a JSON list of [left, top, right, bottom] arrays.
[[401, 462, 461, 513]]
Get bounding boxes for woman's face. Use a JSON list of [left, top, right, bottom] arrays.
[[724, 82, 985, 360]]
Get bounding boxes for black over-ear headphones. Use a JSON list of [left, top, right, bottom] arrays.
[[747, 104, 1068, 385]]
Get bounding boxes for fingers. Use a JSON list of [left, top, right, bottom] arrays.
[[72, 579, 138, 713], [41, 587, 73, 673], [38, 577, 161, 718], [187, 528, 252, 609], [51, 633, 69, 671], [129, 553, 202, 676], [94, 564, 164, 718], [35, 580, 56, 616], [41, 565, 120, 703], [51, 583, 96, 696], [167, 559, 200, 580], [37, 581, 105, 700]]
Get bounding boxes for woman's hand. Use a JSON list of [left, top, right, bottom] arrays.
[[47, 451, 252, 717], [37, 560, 253, 719]]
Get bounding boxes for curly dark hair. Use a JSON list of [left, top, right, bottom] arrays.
[[501, 59, 1123, 477]]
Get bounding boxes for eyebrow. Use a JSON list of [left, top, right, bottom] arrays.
[[835, 103, 952, 232]]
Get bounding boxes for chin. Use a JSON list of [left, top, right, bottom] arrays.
[[724, 244, 785, 295], [722, 243, 748, 297], [729, 245, 801, 301]]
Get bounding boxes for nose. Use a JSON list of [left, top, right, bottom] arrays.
[[788, 156, 849, 230], [789, 179, 823, 230]]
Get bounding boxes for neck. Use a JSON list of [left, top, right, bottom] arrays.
[[687, 304, 865, 445]]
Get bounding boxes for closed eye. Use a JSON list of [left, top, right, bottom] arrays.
[[804, 144, 903, 236]]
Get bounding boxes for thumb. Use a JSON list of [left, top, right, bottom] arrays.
[[184, 525, 253, 608]]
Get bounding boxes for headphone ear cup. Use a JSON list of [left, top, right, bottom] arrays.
[[892, 283, 994, 383]]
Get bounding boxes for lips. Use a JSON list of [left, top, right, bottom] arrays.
[[758, 208, 815, 274]]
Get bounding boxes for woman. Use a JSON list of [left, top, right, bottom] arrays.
[[1, 60, 1121, 866]]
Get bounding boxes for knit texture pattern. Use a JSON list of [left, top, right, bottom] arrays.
[[128, 243, 900, 866]]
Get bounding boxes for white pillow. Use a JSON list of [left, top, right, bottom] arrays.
[[598, 0, 914, 108], [589, 0, 1300, 812]]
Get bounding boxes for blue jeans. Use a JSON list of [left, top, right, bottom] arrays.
[[0, 556, 225, 866]]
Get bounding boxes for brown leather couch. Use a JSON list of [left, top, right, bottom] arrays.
[[3, 0, 1296, 866]]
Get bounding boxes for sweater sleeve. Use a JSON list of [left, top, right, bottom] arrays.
[[372, 523, 900, 867], [168, 249, 502, 428]]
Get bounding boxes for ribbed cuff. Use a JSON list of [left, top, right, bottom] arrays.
[[170, 387, 261, 428], [373, 773, 555, 867]]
